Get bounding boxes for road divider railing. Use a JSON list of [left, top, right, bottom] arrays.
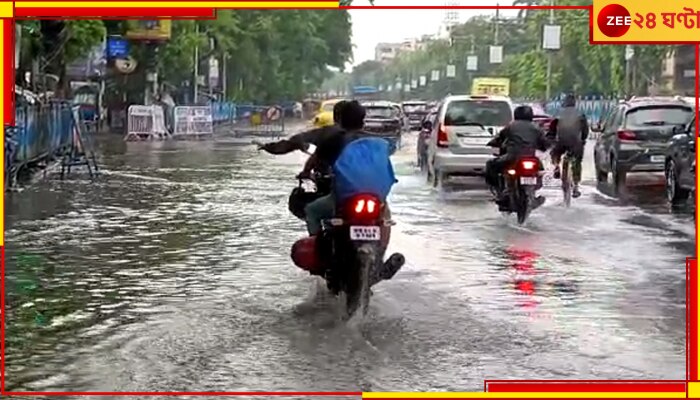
[[231, 104, 285, 138], [125, 105, 170, 141], [173, 106, 214, 139]]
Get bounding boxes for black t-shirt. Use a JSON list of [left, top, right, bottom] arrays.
[[315, 129, 368, 169]]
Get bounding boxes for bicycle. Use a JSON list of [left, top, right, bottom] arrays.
[[560, 153, 574, 207]]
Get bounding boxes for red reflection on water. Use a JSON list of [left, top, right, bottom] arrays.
[[507, 247, 540, 309]]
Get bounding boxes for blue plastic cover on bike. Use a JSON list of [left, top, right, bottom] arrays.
[[333, 137, 397, 202]]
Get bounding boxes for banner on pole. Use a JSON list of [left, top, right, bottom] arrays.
[[466, 55, 478, 71], [489, 46, 503, 64]]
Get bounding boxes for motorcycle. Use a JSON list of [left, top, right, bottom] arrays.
[[288, 172, 405, 319], [487, 140, 545, 224], [501, 157, 545, 224]]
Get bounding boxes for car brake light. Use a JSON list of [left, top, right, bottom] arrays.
[[507, 169, 517, 175], [521, 160, 536, 170], [617, 130, 637, 140], [348, 194, 381, 220], [437, 124, 449, 147]]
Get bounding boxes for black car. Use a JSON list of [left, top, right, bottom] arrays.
[[665, 114, 696, 205], [592, 97, 694, 193], [402, 101, 429, 130], [361, 101, 404, 152]]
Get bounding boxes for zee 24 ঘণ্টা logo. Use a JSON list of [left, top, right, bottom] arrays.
[[597, 2, 700, 39]]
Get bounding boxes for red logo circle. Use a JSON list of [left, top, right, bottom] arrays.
[[597, 4, 631, 37]]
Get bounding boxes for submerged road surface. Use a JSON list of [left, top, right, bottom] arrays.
[[4, 128, 691, 393]]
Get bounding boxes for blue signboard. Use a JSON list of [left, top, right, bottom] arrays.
[[352, 86, 378, 95], [106, 36, 129, 59]]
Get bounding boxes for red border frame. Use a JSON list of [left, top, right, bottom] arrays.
[[1, 1, 697, 397]]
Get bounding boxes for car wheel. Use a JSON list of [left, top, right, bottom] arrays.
[[594, 151, 607, 182], [611, 156, 626, 195], [665, 160, 690, 204]]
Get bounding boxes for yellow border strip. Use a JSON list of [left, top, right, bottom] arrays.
[[15, 1, 339, 8], [362, 393, 685, 399]]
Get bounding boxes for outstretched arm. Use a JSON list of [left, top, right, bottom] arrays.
[[260, 127, 329, 154]]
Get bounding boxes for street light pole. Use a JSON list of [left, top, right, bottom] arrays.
[[545, 0, 554, 101], [193, 22, 199, 104]]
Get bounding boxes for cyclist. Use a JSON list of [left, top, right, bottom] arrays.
[[550, 94, 589, 199]]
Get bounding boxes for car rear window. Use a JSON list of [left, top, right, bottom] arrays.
[[403, 104, 427, 113], [444, 100, 512, 127], [366, 106, 397, 119], [625, 105, 693, 127], [321, 102, 336, 112]]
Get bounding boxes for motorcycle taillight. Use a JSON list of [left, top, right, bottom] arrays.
[[517, 157, 540, 177], [345, 194, 382, 222]]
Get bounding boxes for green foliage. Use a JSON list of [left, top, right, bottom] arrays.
[[18, 12, 353, 102], [156, 10, 353, 102], [351, 1, 674, 99]]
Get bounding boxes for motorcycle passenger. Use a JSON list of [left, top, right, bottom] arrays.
[[258, 100, 348, 157], [298, 100, 371, 235], [549, 94, 588, 198], [484, 105, 548, 209]]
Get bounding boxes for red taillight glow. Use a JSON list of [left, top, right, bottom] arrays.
[[348, 194, 381, 220], [507, 169, 517, 175], [437, 124, 449, 147], [521, 160, 536, 170], [617, 130, 637, 140]]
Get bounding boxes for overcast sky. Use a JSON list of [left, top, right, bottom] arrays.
[[348, 0, 519, 66]]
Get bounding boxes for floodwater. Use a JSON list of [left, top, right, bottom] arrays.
[[4, 126, 692, 394]]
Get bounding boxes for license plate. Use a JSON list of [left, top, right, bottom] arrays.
[[520, 177, 537, 185], [650, 155, 665, 163], [349, 226, 381, 241], [460, 137, 487, 145]]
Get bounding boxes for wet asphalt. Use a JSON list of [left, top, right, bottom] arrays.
[[3, 122, 692, 394]]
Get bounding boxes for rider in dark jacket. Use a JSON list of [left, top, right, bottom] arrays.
[[485, 105, 548, 207], [259, 100, 348, 155], [549, 94, 588, 198]]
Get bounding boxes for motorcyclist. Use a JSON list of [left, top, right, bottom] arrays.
[[258, 100, 348, 157], [549, 94, 588, 198], [484, 105, 548, 210], [298, 100, 371, 235]]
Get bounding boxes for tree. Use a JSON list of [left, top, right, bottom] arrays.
[[351, 2, 674, 99]]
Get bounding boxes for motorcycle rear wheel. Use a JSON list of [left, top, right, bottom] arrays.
[[515, 187, 531, 225], [344, 243, 375, 320]]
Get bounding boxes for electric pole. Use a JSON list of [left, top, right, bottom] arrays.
[[545, 0, 554, 101]]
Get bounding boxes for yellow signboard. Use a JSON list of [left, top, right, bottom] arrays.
[[592, 0, 700, 43], [471, 77, 510, 96], [125, 20, 172, 41]]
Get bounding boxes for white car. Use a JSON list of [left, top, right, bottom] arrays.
[[426, 94, 515, 187]]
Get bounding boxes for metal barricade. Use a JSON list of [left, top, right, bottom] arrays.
[[232, 104, 285, 138], [13, 101, 73, 166], [172, 106, 214, 139], [126, 105, 169, 141], [210, 102, 236, 125]]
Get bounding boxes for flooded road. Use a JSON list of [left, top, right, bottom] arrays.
[[4, 128, 691, 392]]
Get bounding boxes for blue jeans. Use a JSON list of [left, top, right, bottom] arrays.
[[304, 193, 335, 235]]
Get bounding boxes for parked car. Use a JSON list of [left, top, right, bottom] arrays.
[[592, 97, 694, 193], [665, 113, 696, 205], [426, 94, 515, 187], [361, 101, 404, 153], [417, 109, 438, 170], [402, 100, 429, 130]]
